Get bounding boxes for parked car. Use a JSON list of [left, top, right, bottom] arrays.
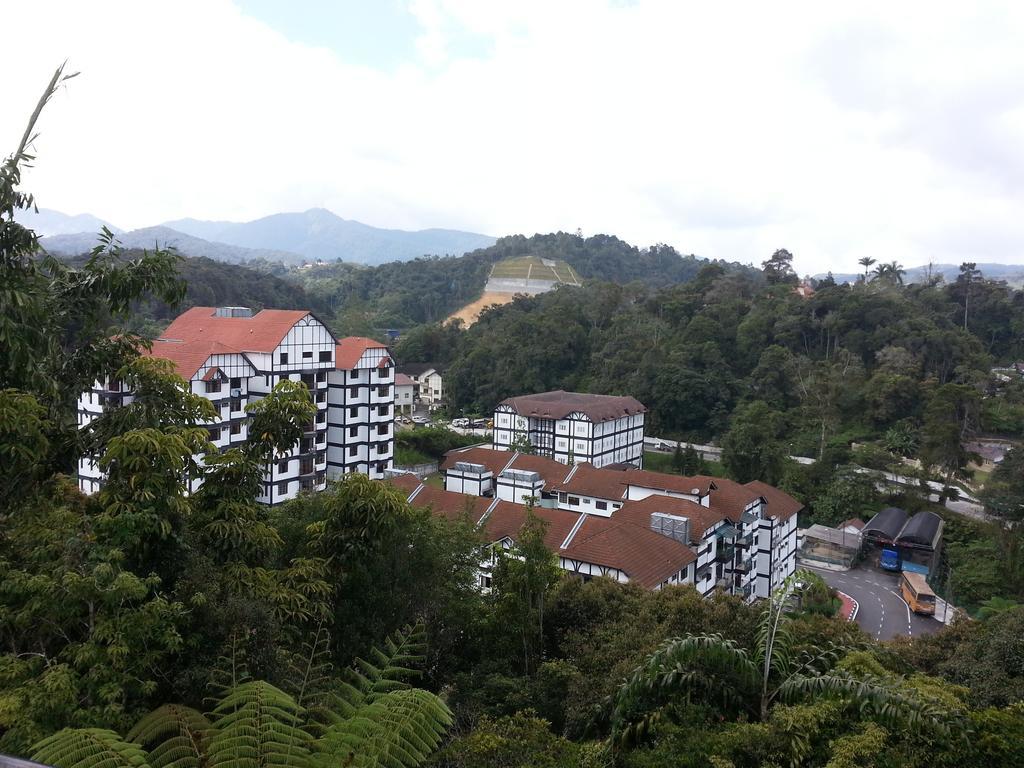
[[451, 418, 470, 427], [412, 416, 430, 425]]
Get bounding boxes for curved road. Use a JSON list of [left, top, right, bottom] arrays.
[[804, 566, 943, 640]]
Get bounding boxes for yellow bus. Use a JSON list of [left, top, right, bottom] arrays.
[[900, 572, 936, 615]]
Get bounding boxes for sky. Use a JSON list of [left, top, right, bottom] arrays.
[[2, 1, 1023, 275]]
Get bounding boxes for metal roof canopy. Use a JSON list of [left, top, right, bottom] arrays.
[[862, 507, 909, 542], [895, 510, 944, 550]]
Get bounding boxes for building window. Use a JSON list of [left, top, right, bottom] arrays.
[[568, 496, 580, 506], [316, 451, 326, 464], [349, 426, 358, 437], [377, 462, 387, 473], [316, 392, 326, 403], [377, 424, 387, 435], [350, 370, 360, 381], [349, 407, 358, 418], [316, 411, 326, 424], [376, 385, 390, 397], [279, 353, 289, 365], [230, 377, 241, 389], [316, 371, 326, 383], [300, 457, 314, 475], [277, 481, 288, 495], [303, 351, 313, 360], [596, 500, 607, 511], [349, 446, 358, 457], [319, 350, 331, 363], [230, 398, 241, 412], [376, 367, 388, 378], [278, 460, 289, 474], [208, 427, 221, 441], [205, 379, 222, 393], [349, 386, 359, 397], [231, 421, 242, 435]]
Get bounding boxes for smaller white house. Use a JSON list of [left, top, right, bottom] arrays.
[[492, 390, 647, 468], [396, 363, 445, 407], [394, 373, 416, 414]]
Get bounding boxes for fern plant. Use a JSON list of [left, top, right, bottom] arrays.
[[29, 626, 451, 768], [605, 571, 964, 748]]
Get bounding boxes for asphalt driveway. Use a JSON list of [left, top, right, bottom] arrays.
[[803, 565, 944, 640]]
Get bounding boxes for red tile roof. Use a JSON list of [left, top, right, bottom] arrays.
[[621, 469, 716, 497], [386, 473, 423, 496], [335, 336, 389, 370], [500, 390, 646, 422], [551, 462, 629, 501], [613, 494, 728, 540], [705, 477, 764, 523], [160, 306, 312, 353], [406, 485, 494, 523], [441, 447, 570, 489], [483, 504, 579, 549], [146, 339, 241, 380], [563, 516, 696, 588], [745, 480, 803, 521], [395, 373, 415, 387]]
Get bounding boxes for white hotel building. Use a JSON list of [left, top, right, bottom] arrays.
[[492, 390, 646, 468], [77, 306, 395, 505]]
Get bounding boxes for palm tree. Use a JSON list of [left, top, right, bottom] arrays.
[[30, 625, 452, 768], [873, 261, 906, 285], [606, 573, 958, 746], [858, 257, 877, 282]]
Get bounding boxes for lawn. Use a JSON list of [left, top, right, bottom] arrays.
[[489, 255, 581, 284]]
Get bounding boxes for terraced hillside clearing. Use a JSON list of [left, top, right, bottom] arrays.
[[446, 255, 582, 327], [489, 254, 582, 284]]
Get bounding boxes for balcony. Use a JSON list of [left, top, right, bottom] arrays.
[[716, 544, 736, 563]]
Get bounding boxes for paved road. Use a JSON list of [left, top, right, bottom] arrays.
[[804, 565, 944, 640]]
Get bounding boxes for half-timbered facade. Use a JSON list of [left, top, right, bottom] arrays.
[[327, 337, 395, 480], [492, 390, 646, 468], [77, 307, 396, 503], [435, 446, 801, 602]]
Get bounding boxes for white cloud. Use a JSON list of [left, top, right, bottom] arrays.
[[2, 0, 1023, 274]]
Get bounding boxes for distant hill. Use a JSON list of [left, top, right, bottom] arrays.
[[162, 208, 496, 266], [14, 207, 121, 237], [818, 263, 1024, 287], [40, 226, 300, 264], [286, 231, 758, 329]]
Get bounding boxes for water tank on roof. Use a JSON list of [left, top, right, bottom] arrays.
[[501, 468, 542, 484], [454, 462, 488, 474], [650, 512, 691, 545], [214, 306, 253, 318]]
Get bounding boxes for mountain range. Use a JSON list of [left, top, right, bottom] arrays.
[[17, 207, 496, 266]]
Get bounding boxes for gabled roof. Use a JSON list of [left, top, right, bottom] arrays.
[[160, 306, 314, 353], [386, 473, 423, 495], [335, 337, 389, 370], [563, 517, 697, 588], [407, 485, 494, 523], [397, 362, 442, 376], [705, 477, 764, 523], [441, 447, 570, 489], [499, 390, 646, 422], [744, 480, 803, 522], [552, 462, 629, 501], [621, 469, 715, 497], [395, 373, 415, 387], [146, 338, 245, 380], [840, 517, 865, 531]]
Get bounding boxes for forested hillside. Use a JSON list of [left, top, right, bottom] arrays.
[[279, 232, 757, 331]]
